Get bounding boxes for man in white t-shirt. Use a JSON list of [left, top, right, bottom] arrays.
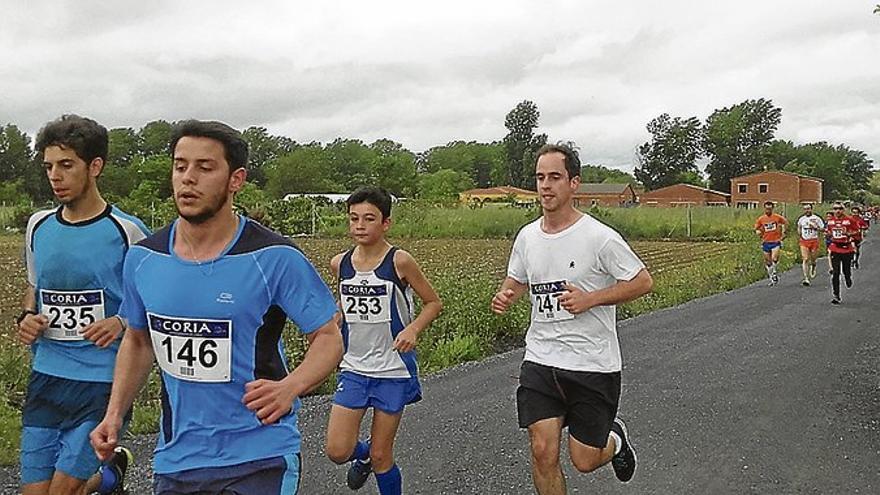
[[491, 143, 653, 494], [796, 203, 825, 286]]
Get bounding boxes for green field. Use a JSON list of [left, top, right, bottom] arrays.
[[0, 229, 797, 464], [307, 202, 820, 242]]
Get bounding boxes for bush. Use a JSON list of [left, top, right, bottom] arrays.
[[11, 204, 36, 230]]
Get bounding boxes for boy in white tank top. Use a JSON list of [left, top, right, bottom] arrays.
[[325, 187, 442, 495]]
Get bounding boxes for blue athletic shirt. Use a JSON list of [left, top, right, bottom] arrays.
[[339, 247, 418, 379], [25, 204, 150, 383], [119, 216, 337, 474]]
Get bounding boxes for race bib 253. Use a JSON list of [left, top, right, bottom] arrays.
[[341, 283, 392, 323]]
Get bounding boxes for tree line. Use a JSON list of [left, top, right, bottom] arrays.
[[0, 98, 876, 213], [633, 98, 876, 202]]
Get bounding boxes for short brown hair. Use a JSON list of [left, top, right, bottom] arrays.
[[536, 142, 581, 179]]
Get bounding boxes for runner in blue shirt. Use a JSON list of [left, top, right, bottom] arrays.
[[18, 115, 148, 495], [89, 120, 343, 494]]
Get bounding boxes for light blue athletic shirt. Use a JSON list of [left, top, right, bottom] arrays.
[[25, 205, 149, 383], [119, 216, 338, 474]]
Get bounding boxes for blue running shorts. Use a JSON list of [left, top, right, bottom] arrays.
[[21, 371, 128, 483], [333, 371, 422, 415], [153, 454, 301, 495]]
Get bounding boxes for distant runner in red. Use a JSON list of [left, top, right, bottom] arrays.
[[850, 206, 869, 269], [824, 211, 835, 274], [825, 202, 858, 304]]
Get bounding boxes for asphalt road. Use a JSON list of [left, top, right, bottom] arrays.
[[2, 232, 877, 494]]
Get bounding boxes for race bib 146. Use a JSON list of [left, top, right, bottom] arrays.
[[40, 289, 105, 341], [148, 312, 232, 383]]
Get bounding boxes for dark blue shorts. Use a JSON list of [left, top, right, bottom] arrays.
[[153, 454, 301, 495], [762, 241, 782, 253], [333, 371, 421, 414], [20, 371, 129, 483]]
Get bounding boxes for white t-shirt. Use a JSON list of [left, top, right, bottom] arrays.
[[797, 214, 825, 240], [507, 214, 646, 373]]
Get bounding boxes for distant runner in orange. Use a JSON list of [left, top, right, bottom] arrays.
[[754, 201, 787, 286]]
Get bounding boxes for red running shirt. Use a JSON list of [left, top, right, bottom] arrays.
[[826, 217, 856, 254]]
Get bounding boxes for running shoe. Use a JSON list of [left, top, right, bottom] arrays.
[[831, 297, 841, 305], [802, 279, 810, 286], [347, 459, 372, 490], [105, 446, 133, 495], [845, 277, 853, 288], [610, 418, 637, 483], [853, 260, 860, 270]]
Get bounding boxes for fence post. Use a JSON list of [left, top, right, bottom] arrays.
[[687, 203, 692, 238], [311, 201, 317, 236]]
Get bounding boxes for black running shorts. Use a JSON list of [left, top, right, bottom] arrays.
[[516, 360, 621, 448]]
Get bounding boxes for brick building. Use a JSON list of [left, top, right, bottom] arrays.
[[573, 183, 637, 207], [640, 183, 730, 207], [459, 186, 537, 206], [730, 171, 823, 208]]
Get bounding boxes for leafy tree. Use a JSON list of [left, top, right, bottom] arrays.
[[503, 101, 547, 189], [838, 145, 873, 191], [424, 141, 505, 188], [0, 124, 32, 183], [265, 145, 341, 198], [581, 164, 638, 184], [783, 143, 847, 200], [234, 181, 269, 216], [107, 128, 139, 168], [138, 120, 173, 157], [676, 170, 707, 188], [0, 179, 29, 205], [761, 139, 798, 170], [633, 113, 702, 190], [758, 139, 874, 200], [703, 98, 782, 192], [869, 170, 880, 196], [241, 126, 297, 187], [324, 138, 375, 190], [99, 163, 138, 201], [22, 155, 52, 205], [419, 169, 474, 201], [369, 139, 418, 197]]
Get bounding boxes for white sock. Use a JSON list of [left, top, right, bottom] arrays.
[[766, 264, 773, 277], [771, 262, 777, 276], [802, 261, 810, 279], [610, 431, 622, 455]]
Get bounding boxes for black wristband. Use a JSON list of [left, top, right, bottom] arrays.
[[16, 309, 38, 326]]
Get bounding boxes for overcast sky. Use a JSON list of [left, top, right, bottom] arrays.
[[1, 0, 878, 172]]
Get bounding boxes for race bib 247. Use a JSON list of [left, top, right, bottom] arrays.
[[530, 280, 575, 323]]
